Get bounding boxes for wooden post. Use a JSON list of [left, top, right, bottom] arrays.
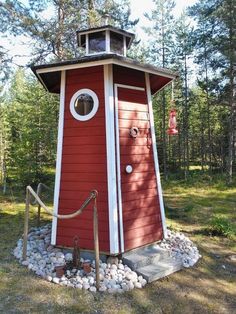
[[22, 187, 30, 261], [37, 204, 41, 227], [93, 194, 100, 290]]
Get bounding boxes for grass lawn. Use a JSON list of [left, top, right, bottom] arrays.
[[0, 177, 235, 314]]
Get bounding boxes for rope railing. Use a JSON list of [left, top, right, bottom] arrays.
[[29, 183, 53, 227], [22, 184, 100, 289]]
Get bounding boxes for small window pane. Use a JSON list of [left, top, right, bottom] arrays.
[[110, 32, 124, 55], [74, 94, 94, 116], [89, 31, 106, 53]]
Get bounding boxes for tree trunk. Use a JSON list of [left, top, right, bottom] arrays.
[[203, 42, 212, 173], [226, 0, 236, 184], [161, 7, 168, 180], [183, 53, 189, 179]]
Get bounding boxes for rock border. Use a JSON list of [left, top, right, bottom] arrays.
[[13, 224, 201, 293]]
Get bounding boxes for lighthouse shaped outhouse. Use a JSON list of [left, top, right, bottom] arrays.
[[32, 25, 177, 255]]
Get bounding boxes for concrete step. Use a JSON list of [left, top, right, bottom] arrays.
[[136, 257, 183, 283], [122, 244, 170, 269]]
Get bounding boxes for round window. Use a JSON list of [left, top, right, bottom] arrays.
[[70, 89, 99, 121]]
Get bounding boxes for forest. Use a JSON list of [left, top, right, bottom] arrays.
[[0, 0, 235, 191]]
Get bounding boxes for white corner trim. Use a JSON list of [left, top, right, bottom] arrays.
[[104, 64, 119, 254], [145, 72, 167, 238], [51, 70, 66, 245], [69, 88, 99, 121], [114, 84, 124, 253]]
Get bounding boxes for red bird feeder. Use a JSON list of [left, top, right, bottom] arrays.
[[167, 109, 178, 135]]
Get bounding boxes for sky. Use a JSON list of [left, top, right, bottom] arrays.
[[2, 0, 197, 67], [130, 0, 197, 27]]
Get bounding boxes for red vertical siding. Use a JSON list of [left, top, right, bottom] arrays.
[[114, 65, 163, 251], [56, 66, 109, 252]]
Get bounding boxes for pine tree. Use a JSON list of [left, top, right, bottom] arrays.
[[189, 0, 236, 182], [144, 0, 176, 179], [0, 0, 137, 64], [172, 13, 194, 179], [2, 69, 59, 188]]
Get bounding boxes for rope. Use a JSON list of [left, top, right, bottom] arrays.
[[26, 185, 97, 220], [30, 183, 52, 206]]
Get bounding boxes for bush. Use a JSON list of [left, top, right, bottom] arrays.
[[209, 215, 235, 238]]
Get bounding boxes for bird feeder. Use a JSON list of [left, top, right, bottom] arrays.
[[167, 109, 178, 135]]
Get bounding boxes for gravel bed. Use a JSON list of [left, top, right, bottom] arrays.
[[13, 224, 201, 292]]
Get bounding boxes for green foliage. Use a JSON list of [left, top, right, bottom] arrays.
[[0, 0, 138, 63], [1, 69, 58, 188], [209, 215, 235, 238]]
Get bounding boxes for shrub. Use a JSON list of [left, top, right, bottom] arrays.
[[209, 215, 235, 238]]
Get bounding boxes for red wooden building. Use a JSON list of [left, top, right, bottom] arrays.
[[31, 25, 177, 255]]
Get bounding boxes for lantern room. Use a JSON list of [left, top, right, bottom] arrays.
[[77, 25, 134, 57], [31, 24, 177, 256]]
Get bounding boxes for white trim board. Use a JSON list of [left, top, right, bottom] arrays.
[[145, 72, 167, 238], [51, 70, 66, 245], [114, 83, 145, 253], [114, 84, 124, 253], [104, 64, 119, 254], [36, 58, 176, 80]]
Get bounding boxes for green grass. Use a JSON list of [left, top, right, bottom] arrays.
[[0, 175, 236, 314]]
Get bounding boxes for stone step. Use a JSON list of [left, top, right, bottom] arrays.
[[122, 244, 170, 269], [136, 257, 183, 283]]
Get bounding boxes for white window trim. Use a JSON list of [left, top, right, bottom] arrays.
[[69, 88, 99, 121], [104, 64, 119, 254], [51, 70, 66, 245], [145, 72, 167, 238], [114, 83, 145, 253]]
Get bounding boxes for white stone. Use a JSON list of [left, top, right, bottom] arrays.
[[125, 272, 133, 280], [65, 253, 73, 261], [88, 277, 95, 285], [99, 285, 107, 292], [55, 252, 64, 259], [141, 279, 147, 287], [127, 281, 134, 290], [110, 269, 117, 277], [134, 282, 142, 289], [118, 263, 124, 270], [83, 283, 90, 290], [82, 277, 89, 284], [89, 286, 97, 292], [111, 264, 117, 270], [38, 259, 46, 268], [52, 277, 60, 284]]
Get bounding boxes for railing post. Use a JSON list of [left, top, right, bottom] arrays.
[[37, 204, 41, 228], [93, 192, 100, 290], [36, 183, 41, 227], [22, 187, 30, 261]]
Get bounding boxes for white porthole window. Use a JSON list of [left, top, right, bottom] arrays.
[[70, 88, 99, 121]]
